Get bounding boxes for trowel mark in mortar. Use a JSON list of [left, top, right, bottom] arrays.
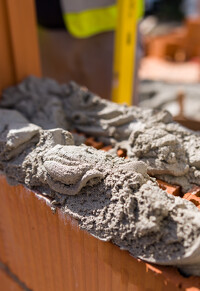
[[2, 76, 200, 194], [81, 132, 200, 205]]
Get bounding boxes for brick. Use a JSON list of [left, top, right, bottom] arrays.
[[156, 179, 181, 196], [117, 148, 127, 158], [85, 137, 95, 146], [1, 175, 200, 290], [101, 145, 113, 152], [85, 137, 104, 149], [0, 268, 23, 291], [187, 186, 200, 197], [183, 192, 200, 209], [92, 141, 104, 150]]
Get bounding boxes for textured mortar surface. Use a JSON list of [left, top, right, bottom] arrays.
[[1, 76, 200, 192], [1, 77, 200, 277], [139, 80, 200, 121], [111, 121, 200, 192]]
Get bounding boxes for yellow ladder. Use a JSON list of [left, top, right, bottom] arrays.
[[112, 0, 143, 105]]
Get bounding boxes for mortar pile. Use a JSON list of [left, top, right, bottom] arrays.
[[1, 76, 200, 276]]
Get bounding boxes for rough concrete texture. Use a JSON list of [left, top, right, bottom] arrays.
[[1, 77, 70, 130], [1, 109, 200, 276], [139, 80, 200, 121], [0, 110, 200, 275], [0, 76, 173, 144], [1, 76, 200, 191], [1, 77, 200, 276], [111, 122, 200, 192]]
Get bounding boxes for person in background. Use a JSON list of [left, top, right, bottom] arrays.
[[36, 0, 143, 101], [36, 0, 116, 100]]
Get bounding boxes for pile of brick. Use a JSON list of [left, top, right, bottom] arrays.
[[144, 18, 200, 61]]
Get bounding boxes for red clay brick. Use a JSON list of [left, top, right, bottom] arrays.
[[117, 149, 127, 158], [85, 137, 104, 149], [183, 193, 200, 208], [85, 137, 95, 146], [1, 175, 200, 291], [156, 179, 181, 196], [187, 186, 200, 197], [101, 145, 113, 152], [0, 269, 23, 291], [92, 141, 104, 150]]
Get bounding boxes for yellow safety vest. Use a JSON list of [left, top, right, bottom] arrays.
[[60, 0, 144, 38]]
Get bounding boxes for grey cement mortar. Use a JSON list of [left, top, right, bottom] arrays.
[[139, 80, 200, 121], [1, 77, 200, 276], [1, 110, 200, 276], [0, 76, 173, 144], [111, 121, 200, 192], [1, 77, 70, 130], [3, 77, 199, 191]]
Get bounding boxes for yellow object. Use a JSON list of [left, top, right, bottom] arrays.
[[112, 0, 144, 105], [63, 5, 117, 38]]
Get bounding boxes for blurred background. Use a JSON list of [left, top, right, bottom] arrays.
[[35, 0, 200, 128]]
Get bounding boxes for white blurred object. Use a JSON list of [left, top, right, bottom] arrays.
[[140, 16, 158, 35], [163, 102, 180, 117]]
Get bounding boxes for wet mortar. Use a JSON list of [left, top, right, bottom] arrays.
[[1, 76, 200, 277]]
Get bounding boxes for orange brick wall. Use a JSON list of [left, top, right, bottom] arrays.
[[0, 268, 23, 291], [0, 175, 200, 291]]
